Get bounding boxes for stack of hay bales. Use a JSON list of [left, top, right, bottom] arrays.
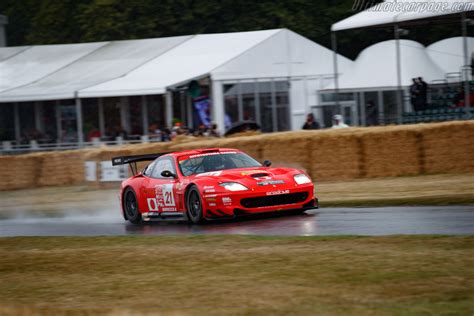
[[1, 120, 473, 191], [210, 135, 263, 160], [0, 155, 40, 190], [360, 125, 422, 177], [260, 132, 312, 173], [309, 129, 363, 181], [32, 150, 86, 186], [421, 121, 474, 173]]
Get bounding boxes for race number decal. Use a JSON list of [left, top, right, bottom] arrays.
[[162, 184, 175, 206]]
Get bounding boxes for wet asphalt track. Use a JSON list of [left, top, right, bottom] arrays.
[[0, 205, 473, 236]]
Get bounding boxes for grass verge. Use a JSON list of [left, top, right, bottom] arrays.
[[317, 173, 474, 207], [0, 235, 473, 315]]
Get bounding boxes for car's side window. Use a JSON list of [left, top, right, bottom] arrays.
[[143, 161, 156, 177], [150, 157, 176, 179]]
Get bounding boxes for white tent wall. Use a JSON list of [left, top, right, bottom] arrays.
[[211, 29, 353, 130], [212, 29, 353, 80], [0, 42, 107, 93], [289, 78, 321, 129], [427, 37, 474, 75], [0, 36, 192, 102]]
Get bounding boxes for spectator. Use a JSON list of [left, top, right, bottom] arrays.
[[302, 113, 320, 130], [418, 77, 428, 109], [114, 126, 128, 140], [209, 122, 221, 137], [410, 78, 420, 111], [366, 101, 377, 126], [332, 114, 349, 129], [87, 127, 101, 141]]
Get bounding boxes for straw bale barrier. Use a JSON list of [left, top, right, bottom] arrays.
[[24, 150, 85, 186], [421, 121, 474, 173], [1, 121, 473, 190], [360, 126, 422, 177], [309, 131, 363, 180], [259, 132, 312, 174], [0, 155, 40, 190]]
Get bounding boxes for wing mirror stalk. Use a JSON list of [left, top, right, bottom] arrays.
[[262, 160, 272, 167], [161, 170, 178, 179]]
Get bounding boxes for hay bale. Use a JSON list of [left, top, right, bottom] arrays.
[[421, 121, 474, 173], [361, 128, 422, 177], [34, 150, 86, 186], [0, 155, 40, 190], [309, 132, 362, 181], [259, 132, 312, 173]]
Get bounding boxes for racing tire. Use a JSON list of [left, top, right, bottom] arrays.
[[186, 186, 204, 224], [123, 188, 142, 224]]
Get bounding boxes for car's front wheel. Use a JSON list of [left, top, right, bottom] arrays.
[[123, 187, 142, 224], [186, 186, 204, 224]]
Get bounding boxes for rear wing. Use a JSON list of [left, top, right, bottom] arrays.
[[111, 153, 169, 175]]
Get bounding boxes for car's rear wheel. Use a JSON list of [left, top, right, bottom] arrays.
[[123, 188, 142, 224], [187, 186, 203, 224]]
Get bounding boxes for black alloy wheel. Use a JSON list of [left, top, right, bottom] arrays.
[[123, 188, 142, 224], [187, 186, 204, 224]]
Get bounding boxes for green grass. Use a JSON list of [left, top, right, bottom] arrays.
[[1, 236, 473, 315]]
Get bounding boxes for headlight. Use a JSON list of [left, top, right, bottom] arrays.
[[219, 182, 249, 191], [294, 174, 311, 185]]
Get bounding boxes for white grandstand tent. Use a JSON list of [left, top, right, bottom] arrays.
[[319, 39, 455, 126], [0, 42, 107, 93], [324, 40, 446, 90], [330, 0, 474, 123], [0, 36, 191, 101], [427, 37, 474, 74], [0, 29, 352, 148]]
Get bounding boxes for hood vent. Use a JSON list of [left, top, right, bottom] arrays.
[[250, 173, 270, 178]]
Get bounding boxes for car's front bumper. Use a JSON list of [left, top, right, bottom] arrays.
[[202, 185, 317, 219]]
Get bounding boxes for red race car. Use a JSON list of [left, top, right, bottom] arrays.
[[112, 148, 318, 224]]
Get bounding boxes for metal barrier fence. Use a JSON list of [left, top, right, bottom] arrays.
[[0, 136, 162, 155]]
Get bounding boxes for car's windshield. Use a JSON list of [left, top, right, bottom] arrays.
[[179, 152, 261, 176]]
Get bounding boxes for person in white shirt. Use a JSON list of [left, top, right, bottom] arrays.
[[332, 114, 349, 129]]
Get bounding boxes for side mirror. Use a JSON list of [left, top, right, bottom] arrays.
[[161, 170, 177, 178], [262, 160, 272, 167]]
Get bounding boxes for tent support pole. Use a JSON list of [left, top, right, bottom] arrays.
[[14, 102, 20, 143], [237, 80, 243, 121], [254, 80, 261, 125], [98, 98, 105, 137], [141, 96, 148, 135], [394, 24, 403, 124], [211, 80, 225, 134], [56, 101, 62, 142], [165, 91, 173, 128], [462, 12, 471, 119], [75, 95, 84, 146], [34, 101, 44, 133], [271, 79, 277, 132], [186, 94, 193, 129], [331, 31, 341, 114]]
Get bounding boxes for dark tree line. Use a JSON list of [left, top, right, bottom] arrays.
[[0, 0, 466, 60]]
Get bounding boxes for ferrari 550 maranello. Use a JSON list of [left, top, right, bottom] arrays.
[[112, 148, 318, 224]]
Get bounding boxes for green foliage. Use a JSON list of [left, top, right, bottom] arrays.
[[0, 0, 467, 59]]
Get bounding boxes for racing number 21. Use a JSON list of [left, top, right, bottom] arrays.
[[162, 184, 175, 206]]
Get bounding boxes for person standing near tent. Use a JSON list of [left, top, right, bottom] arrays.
[[418, 77, 428, 109], [332, 114, 349, 129], [410, 78, 420, 111], [302, 113, 320, 130], [366, 100, 377, 126]]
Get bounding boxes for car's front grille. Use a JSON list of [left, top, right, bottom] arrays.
[[240, 192, 308, 208]]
